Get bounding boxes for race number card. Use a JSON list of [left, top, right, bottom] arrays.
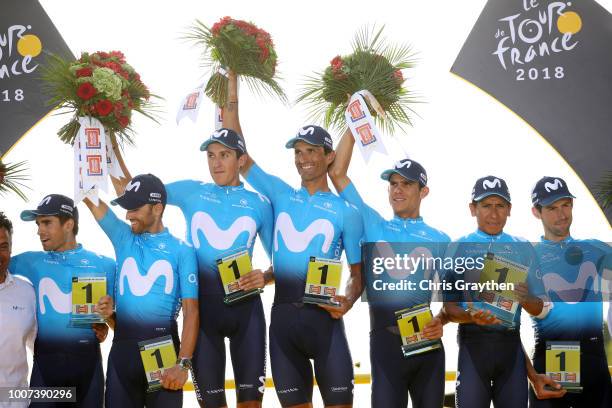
[[70, 276, 106, 326], [395, 304, 441, 357], [546, 341, 582, 393], [139, 335, 177, 392], [472, 253, 528, 328], [303, 257, 342, 306], [217, 250, 262, 305]]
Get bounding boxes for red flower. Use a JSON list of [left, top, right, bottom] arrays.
[[77, 82, 97, 100], [106, 61, 123, 73], [76, 67, 93, 78], [118, 115, 129, 128], [95, 99, 113, 116], [114, 101, 124, 116], [330, 56, 343, 72], [393, 69, 404, 82]]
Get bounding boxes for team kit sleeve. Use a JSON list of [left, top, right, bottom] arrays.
[[339, 181, 384, 227], [245, 163, 292, 204], [102, 256, 117, 299], [8, 253, 31, 281], [341, 201, 364, 265], [97, 207, 132, 252], [165, 180, 198, 208], [178, 244, 199, 299], [257, 196, 275, 260]]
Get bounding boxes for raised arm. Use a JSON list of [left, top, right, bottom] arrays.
[[328, 128, 354, 193], [83, 198, 110, 222], [109, 136, 132, 195], [222, 70, 255, 176]]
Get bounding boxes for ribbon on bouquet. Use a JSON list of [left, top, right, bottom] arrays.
[[344, 90, 388, 162], [73, 117, 124, 205]]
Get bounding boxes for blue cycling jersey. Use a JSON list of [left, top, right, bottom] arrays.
[[98, 209, 198, 340], [532, 236, 611, 342], [448, 229, 544, 329], [166, 180, 273, 295], [340, 181, 450, 329], [10, 245, 115, 352], [245, 163, 363, 303]]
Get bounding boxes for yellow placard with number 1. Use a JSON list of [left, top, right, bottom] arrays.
[[217, 250, 252, 295], [306, 257, 342, 290], [139, 336, 177, 392], [397, 308, 432, 345], [71, 276, 106, 314]]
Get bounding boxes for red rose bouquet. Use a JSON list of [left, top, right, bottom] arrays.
[[297, 27, 418, 134], [185, 17, 286, 106], [0, 159, 29, 200], [41, 51, 158, 144]]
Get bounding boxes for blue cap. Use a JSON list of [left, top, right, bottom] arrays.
[[472, 176, 511, 203], [200, 128, 246, 155], [531, 176, 575, 206], [285, 125, 333, 150], [111, 174, 167, 210], [380, 159, 428, 186], [21, 194, 78, 221]]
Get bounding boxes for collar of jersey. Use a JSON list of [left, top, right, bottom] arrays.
[[141, 228, 170, 239], [391, 215, 424, 226], [212, 182, 245, 193], [540, 235, 574, 246], [47, 243, 84, 258], [297, 186, 333, 197], [474, 229, 506, 241]]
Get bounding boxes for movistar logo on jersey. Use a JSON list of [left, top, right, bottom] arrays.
[[274, 212, 334, 253], [542, 260, 601, 303], [544, 179, 563, 192], [38, 277, 71, 314], [191, 212, 257, 250], [119, 258, 174, 296], [482, 178, 502, 189]]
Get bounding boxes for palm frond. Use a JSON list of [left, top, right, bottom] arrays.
[[595, 171, 612, 210], [0, 160, 30, 201]]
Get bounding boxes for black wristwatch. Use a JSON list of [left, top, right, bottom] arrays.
[[177, 357, 192, 371]]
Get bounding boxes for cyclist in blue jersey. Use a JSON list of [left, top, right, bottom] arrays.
[[224, 70, 364, 408], [525, 176, 611, 407], [328, 130, 449, 408], [442, 176, 545, 408], [116, 127, 274, 408], [84, 173, 199, 408], [9, 194, 113, 408]]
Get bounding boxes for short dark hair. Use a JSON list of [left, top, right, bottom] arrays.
[[323, 146, 333, 155], [58, 213, 79, 236], [534, 204, 542, 212], [0, 212, 13, 236]]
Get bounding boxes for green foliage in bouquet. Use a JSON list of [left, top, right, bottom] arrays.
[[41, 51, 159, 145], [184, 17, 287, 106], [297, 26, 419, 134], [596, 171, 612, 210], [0, 159, 29, 201]]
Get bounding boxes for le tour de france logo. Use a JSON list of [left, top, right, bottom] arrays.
[[1, 24, 43, 102], [492, 0, 582, 82]]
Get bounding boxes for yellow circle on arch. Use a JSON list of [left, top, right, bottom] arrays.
[[557, 11, 582, 35], [17, 34, 42, 57]]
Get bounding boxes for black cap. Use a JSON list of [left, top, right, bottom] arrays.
[[531, 176, 575, 206], [380, 159, 428, 187], [472, 176, 511, 203], [285, 125, 333, 151], [111, 174, 167, 210], [200, 128, 246, 155], [21, 194, 78, 221]]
